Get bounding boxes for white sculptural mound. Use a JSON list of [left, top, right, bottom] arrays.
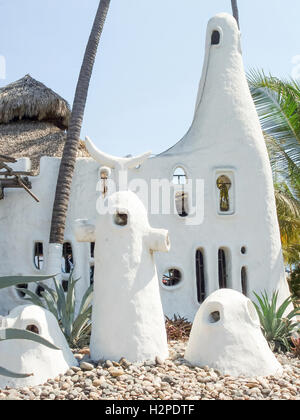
[[76, 190, 170, 363], [185, 289, 283, 377], [0, 305, 77, 389]]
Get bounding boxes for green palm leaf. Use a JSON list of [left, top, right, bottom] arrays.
[[0, 275, 56, 290]]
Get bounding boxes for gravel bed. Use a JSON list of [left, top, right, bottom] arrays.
[[0, 341, 299, 400]]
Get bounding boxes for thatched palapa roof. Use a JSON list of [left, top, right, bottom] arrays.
[[0, 75, 90, 174], [0, 74, 70, 129]]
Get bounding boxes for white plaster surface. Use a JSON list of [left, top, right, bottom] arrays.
[[185, 289, 283, 377], [0, 13, 291, 322], [76, 190, 170, 363], [0, 305, 77, 388]]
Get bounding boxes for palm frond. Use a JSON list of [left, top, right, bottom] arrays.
[[248, 70, 300, 193]]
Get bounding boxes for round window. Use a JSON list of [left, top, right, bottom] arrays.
[[162, 269, 182, 287]]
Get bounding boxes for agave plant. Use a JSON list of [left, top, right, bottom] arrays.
[[0, 274, 60, 378], [253, 291, 300, 352], [18, 271, 93, 348]]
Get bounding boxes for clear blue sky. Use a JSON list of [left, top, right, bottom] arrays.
[[0, 0, 299, 156]]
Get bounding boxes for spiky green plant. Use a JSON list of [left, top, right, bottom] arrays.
[[253, 291, 300, 352], [18, 271, 93, 348]]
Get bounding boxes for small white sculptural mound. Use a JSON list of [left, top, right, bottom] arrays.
[[0, 305, 77, 389], [76, 190, 170, 363], [185, 289, 283, 377]]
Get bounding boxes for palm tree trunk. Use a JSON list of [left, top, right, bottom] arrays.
[[231, 0, 240, 29], [49, 0, 111, 246]]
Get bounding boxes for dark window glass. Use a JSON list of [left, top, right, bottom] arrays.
[[162, 269, 182, 287], [218, 249, 227, 288], [196, 250, 206, 303]]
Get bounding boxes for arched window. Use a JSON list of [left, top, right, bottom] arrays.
[[241, 267, 248, 296], [175, 191, 189, 217], [90, 242, 95, 258], [90, 242, 95, 285], [173, 167, 187, 185], [99, 167, 110, 197], [90, 265, 95, 286], [162, 269, 182, 287], [211, 30, 220, 45], [218, 248, 228, 288], [34, 242, 44, 270], [36, 284, 45, 297], [62, 242, 73, 274], [196, 249, 206, 303], [216, 175, 232, 212]]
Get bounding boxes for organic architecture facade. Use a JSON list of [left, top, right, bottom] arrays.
[[0, 14, 291, 320]]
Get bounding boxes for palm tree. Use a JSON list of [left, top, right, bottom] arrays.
[[47, 1, 111, 273], [248, 70, 300, 266], [231, 0, 240, 29]]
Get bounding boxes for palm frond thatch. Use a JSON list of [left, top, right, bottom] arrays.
[[0, 75, 71, 129], [0, 121, 90, 174]]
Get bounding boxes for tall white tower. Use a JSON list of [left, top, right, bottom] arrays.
[[129, 13, 290, 319]]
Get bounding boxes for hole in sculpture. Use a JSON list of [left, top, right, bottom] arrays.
[[209, 311, 220, 323], [216, 175, 231, 212], [241, 246, 246, 255], [162, 269, 182, 287], [218, 248, 228, 288], [62, 242, 73, 274], [34, 242, 44, 270], [26, 324, 40, 335], [196, 249, 206, 303], [175, 191, 189, 217], [172, 167, 187, 185], [211, 30, 220, 45], [16, 284, 28, 298], [114, 212, 128, 226]]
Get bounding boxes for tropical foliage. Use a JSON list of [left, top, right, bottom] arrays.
[[289, 264, 300, 300], [18, 272, 93, 348], [0, 274, 60, 378], [253, 291, 300, 352], [248, 70, 300, 268]]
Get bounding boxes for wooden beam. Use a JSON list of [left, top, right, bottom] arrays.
[[0, 154, 17, 163]]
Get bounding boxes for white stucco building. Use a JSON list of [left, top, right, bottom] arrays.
[[0, 13, 290, 320]]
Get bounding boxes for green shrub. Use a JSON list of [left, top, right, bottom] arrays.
[[253, 291, 300, 352]]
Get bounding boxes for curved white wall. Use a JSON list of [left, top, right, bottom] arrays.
[[0, 13, 290, 320]]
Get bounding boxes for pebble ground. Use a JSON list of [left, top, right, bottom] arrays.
[[1, 341, 299, 400]]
